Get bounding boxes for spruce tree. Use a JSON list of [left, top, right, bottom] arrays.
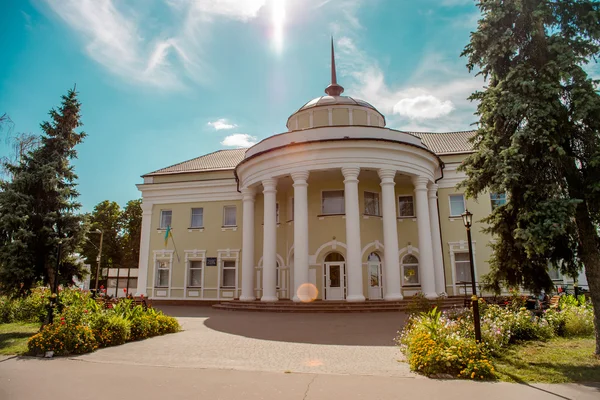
[[0, 89, 87, 294], [460, 0, 600, 354]]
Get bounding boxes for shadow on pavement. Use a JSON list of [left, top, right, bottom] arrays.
[[157, 305, 408, 346]]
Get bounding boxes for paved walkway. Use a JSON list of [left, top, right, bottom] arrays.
[[76, 306, 413, 376]]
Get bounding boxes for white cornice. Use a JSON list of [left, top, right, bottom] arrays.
[[138, 179, 241, 205]]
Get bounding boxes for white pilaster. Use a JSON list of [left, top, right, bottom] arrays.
[[240, 187, 256, 301], [291, 171, 310, 302], [342, 167, 365, 302], [378, 169, 403, 300], [261, 178, 278, 302], [428, 183, 445, 295], [136, 202, 153, 296], [413, 176, 437, 299]]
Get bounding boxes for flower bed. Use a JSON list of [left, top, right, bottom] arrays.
[[0, 287, 182, 356], [396, 294, 594, 380]]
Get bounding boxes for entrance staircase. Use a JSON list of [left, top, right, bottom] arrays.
[[212, 296, 467, 313]]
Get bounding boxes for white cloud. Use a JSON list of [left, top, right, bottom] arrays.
[[221, 133, 257, 147], [41, 0, 267, 89], [393, 95, 454, 119], [208, 118, 237, 130]]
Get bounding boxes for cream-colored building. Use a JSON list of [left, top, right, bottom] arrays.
[[136, 47, 508, 303]]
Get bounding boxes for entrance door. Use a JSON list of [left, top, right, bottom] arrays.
[[368, 252, 383, 299], [325, 262, 345, 300]]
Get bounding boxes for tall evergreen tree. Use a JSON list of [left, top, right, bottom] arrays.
[[460, 0, 600, 354], [0, 89, 87, 295], [121, 199, 142, 269]]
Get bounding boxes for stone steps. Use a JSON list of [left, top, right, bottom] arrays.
[[212, 297, 467, 313]]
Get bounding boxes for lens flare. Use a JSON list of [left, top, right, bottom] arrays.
[[297, 283, 318, 303], [271, 0, 286, 53]]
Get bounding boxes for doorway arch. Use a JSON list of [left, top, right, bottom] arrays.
[[324, 252, 346, 300]]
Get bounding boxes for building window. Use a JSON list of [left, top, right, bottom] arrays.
[[449, 194, 466, 217], [322, 190, 345, 214], [159, 210, 172, 229], [368, 252, 381, 287], [398, 196, 415, 217], [402, 254, 419, 285], [276, 202, 280, 224], [155, 260, 170, 288], [188, 260, 202, 287], [548, 264, 562, 281], [221, 260, 236, 288], [288, 197, 294, 221], [454, 252, 472, 283], [223, 206, 237, 227], [490, 193, 506, 210], [276, 261, 281, 289], [190, 208, 204, 228], [364, 192, 380, 216]]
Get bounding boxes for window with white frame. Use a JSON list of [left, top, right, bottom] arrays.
[[548, 264, 562, 281], [398, 196, 415, 217], [364, 191, 380, 216], [322, 190, 345, 214], [159, 210, 172, 229], [276, 202, 280, 224], [449, 194, 466, 217], [223, 205, 237, 227], [190, 208, 204, 228], [276, 261, 281, 289], [188, 260, 203, 287], [288, 197, 294, 221], [490, 193, 506, 210], [155, 259, 170, 287], [402, 254, 420, 285], [221, 260, 236, 288], [454, 252, 472, 283]]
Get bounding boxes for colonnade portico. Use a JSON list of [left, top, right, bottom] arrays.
[[239, 166, 446, 302]]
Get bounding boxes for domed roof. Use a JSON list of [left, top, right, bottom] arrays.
[[295, 95, 378, 112]]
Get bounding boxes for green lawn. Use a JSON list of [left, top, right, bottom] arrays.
[[494, 336, 600, 383], [0, 322, 40, 355]]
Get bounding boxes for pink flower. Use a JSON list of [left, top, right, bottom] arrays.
[[61, 321, 65, 325]]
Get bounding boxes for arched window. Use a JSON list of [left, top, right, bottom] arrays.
[[325, 252, 345, 262], [367, 252, 381, 287], [276, 261, 281, 289], [402, 254, 419, 286]]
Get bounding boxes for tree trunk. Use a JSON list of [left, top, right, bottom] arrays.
[[575, 205, 600, 356]]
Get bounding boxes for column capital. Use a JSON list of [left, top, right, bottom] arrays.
[[291, 171, 310, 184], [428, 183, 439, 199], [241, 187, 256, 201], [341, 166, 360, 180], [412, 176, 430, 191], [378, 168, 396, 184], [262, 178, 278, 193]]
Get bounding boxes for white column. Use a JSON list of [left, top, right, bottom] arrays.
[[136, 202, 153, 297], [291, 171, 310, 302], [378, 169, 403, 300], [342, 167, 365, 302], [413, 176, 437, 299], [428, 183, 446, 295], [240, 187, 256, 301], [261, 178, 278, 302]]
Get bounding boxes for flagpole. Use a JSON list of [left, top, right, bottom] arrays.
[[169, 229, 181, 263]]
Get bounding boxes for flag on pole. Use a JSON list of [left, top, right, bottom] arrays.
[[164, 226, 172, 247]]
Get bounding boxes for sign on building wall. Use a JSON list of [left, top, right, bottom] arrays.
[[206, 257, 217, 266]]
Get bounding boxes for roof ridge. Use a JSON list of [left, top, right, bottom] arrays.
[[405, 130, 476, 135]]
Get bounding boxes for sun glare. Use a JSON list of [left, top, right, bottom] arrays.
[[271, 0, 286, 53]]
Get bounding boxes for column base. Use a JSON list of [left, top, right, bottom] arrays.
[[346, 294, 366, 302], [239, 295, 256, 301], [260, 295, 279, 302], [292, 296, 302, 303], [384, 293, 404, 301], [424, 292, 438, 300]]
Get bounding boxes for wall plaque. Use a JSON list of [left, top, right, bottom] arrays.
[[206, 257, 217, 266]]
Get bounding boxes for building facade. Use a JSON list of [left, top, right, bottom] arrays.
[[136, 47, 514, 302]]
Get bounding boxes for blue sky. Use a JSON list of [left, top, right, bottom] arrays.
[[1, 0, 484, 211]]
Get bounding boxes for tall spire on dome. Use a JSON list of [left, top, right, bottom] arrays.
[[325, 37, 344, 96]]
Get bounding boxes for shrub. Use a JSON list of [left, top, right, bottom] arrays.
[[562, 303, 594, 337], [508, 308, 554, 342], [397, 308, 495, 380], [130, 314, 160, 341], [156, 314, 180, 335], [0, 288, 49, 323], [28, 322, 97, 356], [0, 296, 16, 323], [91, 313, 131, 347]]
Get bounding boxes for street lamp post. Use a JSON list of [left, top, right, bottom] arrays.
[[90, 229, 104, 292], [461, 209, 482, 342]]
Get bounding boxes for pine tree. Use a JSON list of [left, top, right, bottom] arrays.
[[0, 89, 87, 294], [460, 0, 600, 354]]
